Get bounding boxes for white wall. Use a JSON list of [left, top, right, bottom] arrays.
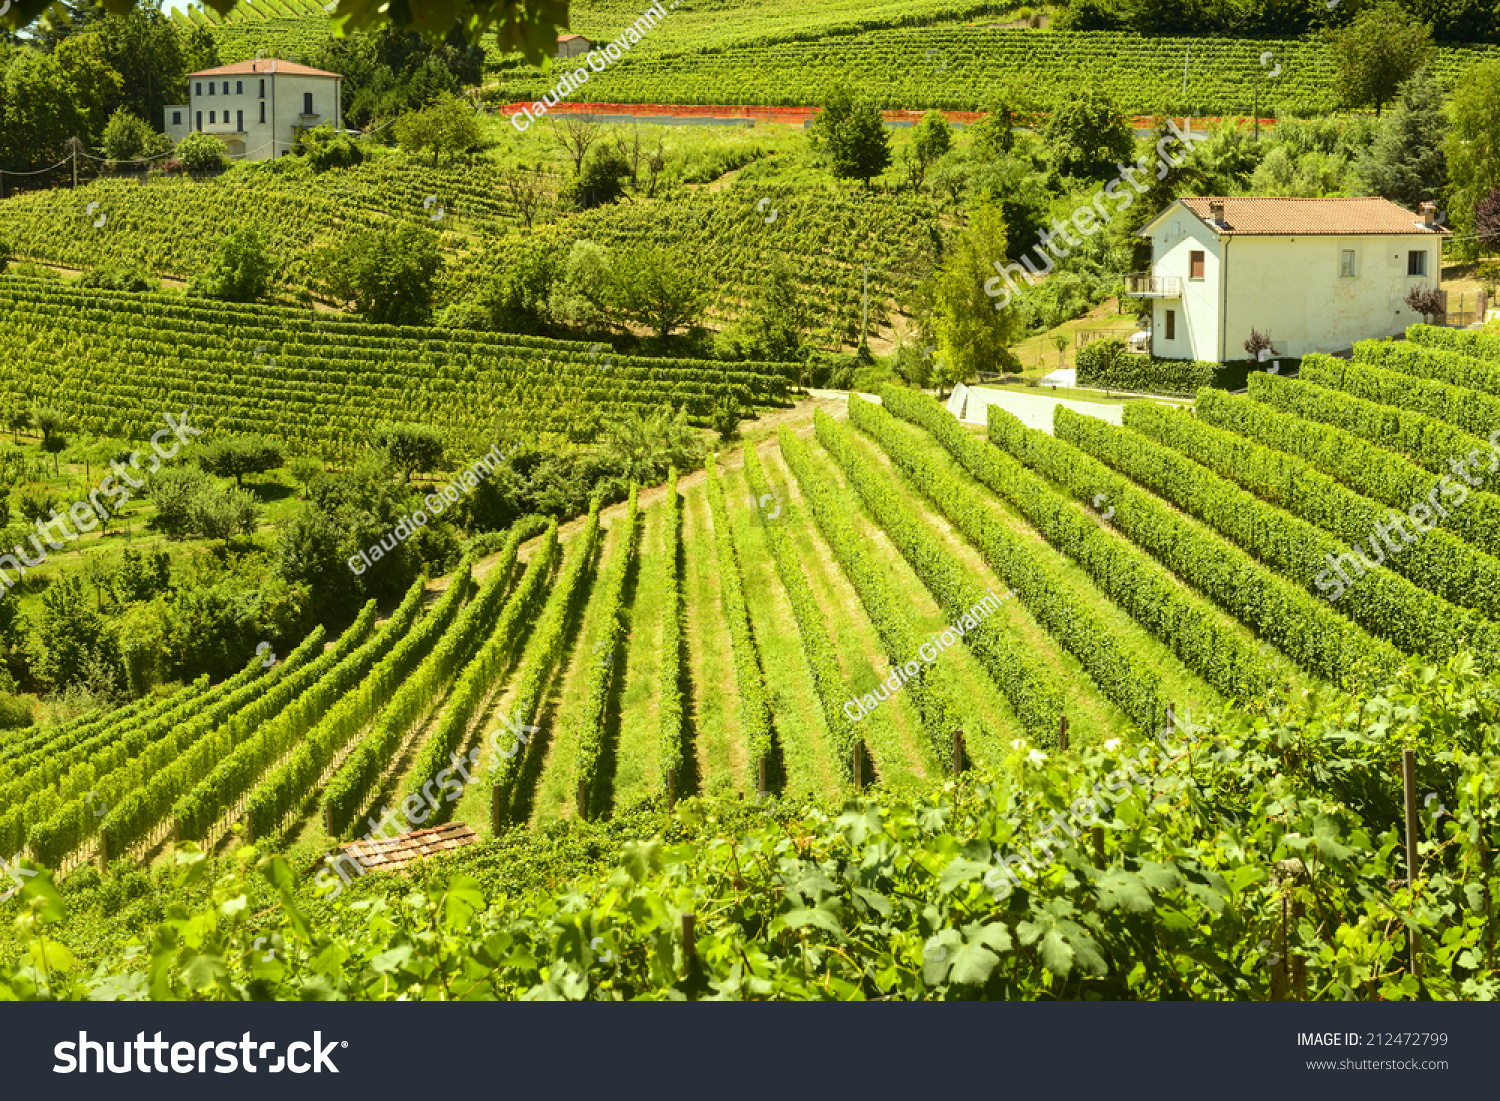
[[1147, 213, 1222, 361], [1221, 236, 1441, 358]]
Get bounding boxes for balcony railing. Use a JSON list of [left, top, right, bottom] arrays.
[[1123, 273, 1183, 298]]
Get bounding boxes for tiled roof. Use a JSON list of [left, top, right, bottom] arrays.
[[1174, 196, 1452, 237], [190, 59, 341, 78], [557, 33, 591, 41], [332, 822, 480, 876]]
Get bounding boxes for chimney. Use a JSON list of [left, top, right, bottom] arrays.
[[1208, 200, 1226, 227], [1419, 201, 1436, 228]]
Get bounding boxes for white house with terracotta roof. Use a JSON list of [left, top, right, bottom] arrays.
[[1126, 196, 1452, 361], [164, 58, 343, 162], [554, 34, 594, 59]]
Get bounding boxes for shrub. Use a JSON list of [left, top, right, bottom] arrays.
[[176, 132, 229, 175]]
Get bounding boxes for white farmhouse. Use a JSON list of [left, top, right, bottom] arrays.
[[1126, 196, 1452, 361], [555, 34, 594, 59], [164, 59, 343, 162]]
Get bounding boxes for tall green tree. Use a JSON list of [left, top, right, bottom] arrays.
[[1330, 0, 1434, 116], [813, 84, 891, 187], [314, 223, 443, 325], [1043, 87, 1133, 179], [913, 203, 1024, 395], [1444, 58, 1500, 258], [605, 247, 710, 340], [1360, 68, 1447, 210], [746, 258, 812, 363], [905, 110, 952, 190], [190, 227, 275, 303], [393, 90, 480, 165]]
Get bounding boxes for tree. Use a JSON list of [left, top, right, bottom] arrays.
[[31, 575, 124, 693], [501, 162, 550, 229], [746, 258, 812, 362], [1405, 285, 1445, 324], [914, 202, 1024, 395], [187, 487, 260, 543], [551, 115, 603, 177], [1360, 69, 1446, 209], [604, 247, 710, 340], [812, 84, 891, 187], [176, 131, 227, 174], [393, 91, 480, 165], [1330, 0, 1434, 117], [31, 407, 65, 449], [100, 106, 170, 166], [189, 226, 275, 302], [1043, 87, 1133, 179], [571, 142, 631, 209], [41, 433, 66, 475], [195, 434, 285, 487], [371, 423, 446, 482], [1475, 187, 1500, 254], [905, 110, 952, 190], [314, 223, 443, 325], [1444, 59, 1500, 259]]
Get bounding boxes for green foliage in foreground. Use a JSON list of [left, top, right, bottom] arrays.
[[2, 654, 1496, 1000]]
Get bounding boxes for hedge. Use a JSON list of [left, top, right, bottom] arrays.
[[849, 395, 1162, 731], [1075, 338, 1217, 396], [1056, 407, 1498, 664], [816, 409, 1067, 740], [574, 487, 641, 818], [1408, 322, 1500, 363], [880, 385, 1273, 705], [704, 456, 776, 791], [986, 403, 1402, 690], [742, 445, 860, 782], [1300, 353, 1500, 444], [656, 470, 686, 796], [490, 500, 603, 824], [1124, 401, 1500, 623], [1354, 337, 1500, 399], [1248, 371, 1497, 482], [779, 425, 972, 765], [1197, 387, 1500, 562]]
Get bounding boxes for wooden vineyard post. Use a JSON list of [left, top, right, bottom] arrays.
[[1165, 702, 1176, 738], [852, 741, 864, 789], [1403, 748, 1422, 979], [667, 768, 677, 808], [1091, 826, 1105, 869], [1058, 715, 1069, 752], [757, 757, 767, 799], [491, 784, 503, 837], [952, 730, 965, 776], [577, 776, 588, 821]]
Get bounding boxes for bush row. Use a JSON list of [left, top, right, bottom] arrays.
[[778, 425, 968, 764], [574, 488, 641, 818], [1055, 409, 1495, 663], [1075, 339, 1219, 396], [742, 445, 860, 782], [704, 457, 777, 791], [1126, 402, 1500, 622], [490, 501, 603, 825], [96, 627, 334, 860], [402, 517, 563, 831], [1408, 322, 1500, 364], [1197, 387, 1500, 563], [1355, 338, 1500, 399], [1248, 372, 1498, 494], [172, 589, 421, 842], [987, 404, 1403, 689], [850, 396, 1163, 731], [880, 386, 1272, 705], [1300, 354, 1500, 446], [657, 471, 686, 797], [323, 522, 558, 838], [244, 558, 480, 841]]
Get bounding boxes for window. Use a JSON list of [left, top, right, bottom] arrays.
[[172, 111, 181, 126], [222, 81, 229, 95], [1408, 250, 1427, 276], [259, 102, 266, 124], [207, 82, 213, 95], [1165, 310, 1176, 340], [1189, 251, 1205, 279], [209, 111, 216, 124], [1340, 250, 1356, 277], [195, 111, 202, 131], [236, 110, 243, 131], [303, 92, 314, 115], [259, 79, 265, 98], [236, 81, 242, 95], [195, 82, 201, 96]]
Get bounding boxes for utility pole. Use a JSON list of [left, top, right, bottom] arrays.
[[861, 262, 869, 342]]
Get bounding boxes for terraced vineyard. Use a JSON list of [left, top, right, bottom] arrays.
[[0, 278, 791, 454], [490, 27, 1500, 115]]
